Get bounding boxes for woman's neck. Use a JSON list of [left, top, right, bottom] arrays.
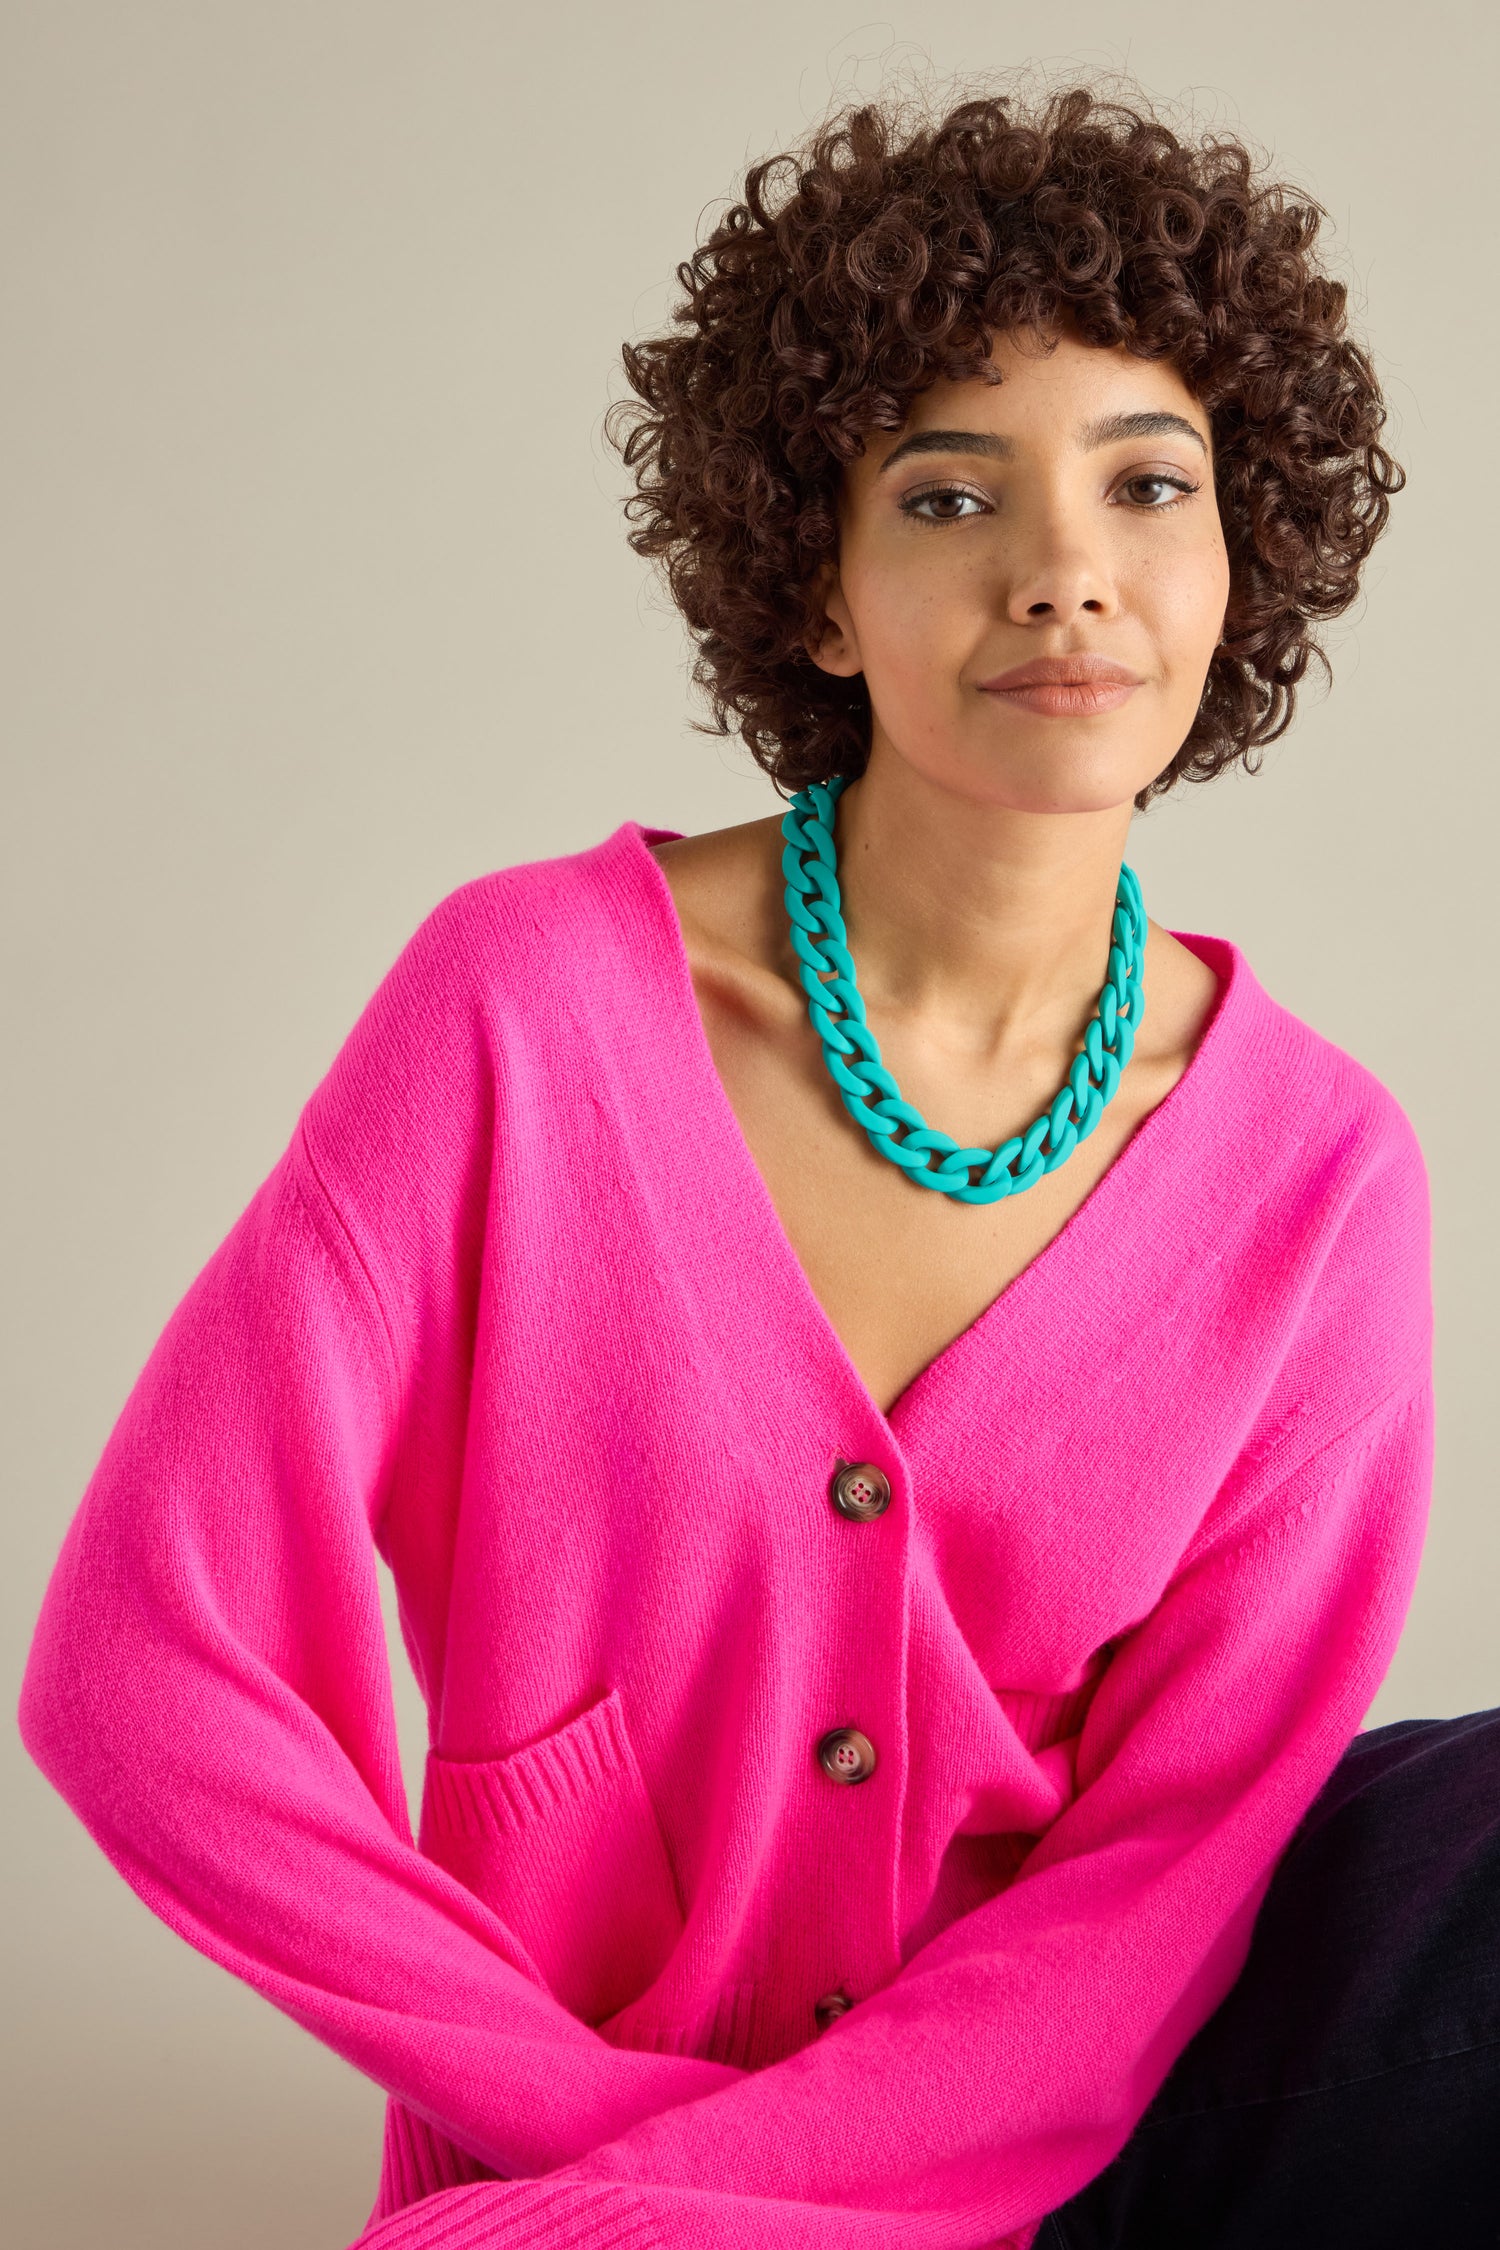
[[829, 750, 1137, 1061]]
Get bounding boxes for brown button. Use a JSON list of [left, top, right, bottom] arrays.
[[814, 1990, 854, 2032], [829, 1460, 892, 1521], [816, 1726, 877, 1784]]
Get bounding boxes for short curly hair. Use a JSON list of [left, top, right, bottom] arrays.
[[607, 85, 1404, 809]]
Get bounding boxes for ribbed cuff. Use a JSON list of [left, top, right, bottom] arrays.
[[351, 2178, 665, 2249]]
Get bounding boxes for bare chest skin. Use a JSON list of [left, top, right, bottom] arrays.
[[651, 818, 1223, 1419]]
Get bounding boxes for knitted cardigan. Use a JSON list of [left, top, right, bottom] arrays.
[[18, 820, 1435, 2249]]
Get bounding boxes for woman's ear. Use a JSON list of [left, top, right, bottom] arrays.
[[802, 562, 863, 679]]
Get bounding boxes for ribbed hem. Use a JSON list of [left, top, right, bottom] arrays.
[[352, 2180, 1040, 2248], [367, 2101, 502, 2222], [423, 1687, 639, 1838], [998, 1672, 1105, 1754], [351, 2176, 665, 2249]]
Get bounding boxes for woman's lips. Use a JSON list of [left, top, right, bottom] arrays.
[[978, 655, 1142, 719]]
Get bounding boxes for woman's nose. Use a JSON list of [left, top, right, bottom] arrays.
[[1003, 514, 1118, 626]]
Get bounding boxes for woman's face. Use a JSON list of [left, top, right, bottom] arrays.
[[809, 327, 1231, 814]]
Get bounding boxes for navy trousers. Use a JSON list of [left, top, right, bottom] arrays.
[[1036, 1708, 1500, 2248]]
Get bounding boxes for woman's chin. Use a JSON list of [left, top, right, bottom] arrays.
[[870, 727, 1169, 817], [949, 759, 1160, 818]]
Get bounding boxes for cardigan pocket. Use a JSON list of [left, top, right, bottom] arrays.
[[419, 1685, 686, 2026]]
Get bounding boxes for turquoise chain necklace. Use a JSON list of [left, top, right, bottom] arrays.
[[780, 775, 1147, 1204]]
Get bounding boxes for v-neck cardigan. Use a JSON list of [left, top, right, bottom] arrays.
[[19, 819, 1435, 2250]]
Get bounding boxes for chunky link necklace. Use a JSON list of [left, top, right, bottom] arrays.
[[781, 775, 1147, 1204]]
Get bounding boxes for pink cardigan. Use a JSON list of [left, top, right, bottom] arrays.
[[18, 820, 1435, 2248]]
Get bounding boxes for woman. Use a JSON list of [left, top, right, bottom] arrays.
[[18, 85, 1498, 2249]]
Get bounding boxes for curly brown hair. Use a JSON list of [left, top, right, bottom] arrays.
[[606, 85, 1403, 809]]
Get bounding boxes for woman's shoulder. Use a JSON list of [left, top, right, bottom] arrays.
[[296, 823, 673, 1207], [1183, 928, 1425, 1176], [1182, 932, 1430, 1325], [322, 819, 692, 1070], [402, 819, 668, 983]]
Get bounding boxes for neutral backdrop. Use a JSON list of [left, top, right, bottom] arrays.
[[4, 4, 1494, 2244]]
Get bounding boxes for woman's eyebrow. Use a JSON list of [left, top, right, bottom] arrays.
[[1078, 409, 1208, 455], [878, 428, 1013, 473], [877, 409, 1207, 475]]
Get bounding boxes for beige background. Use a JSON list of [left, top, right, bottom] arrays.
[[4, 3, 1494, 2243]]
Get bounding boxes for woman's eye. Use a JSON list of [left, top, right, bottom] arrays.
[[901, 486, 989, 523], [1120, 472, 1198, 509]]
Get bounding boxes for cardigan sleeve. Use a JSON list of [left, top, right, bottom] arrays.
[[339, 1360, 1436, 2247], [15, 1127, 744, 2184]]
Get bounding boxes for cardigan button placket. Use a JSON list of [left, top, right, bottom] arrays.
[[816, 1726, 877, 1784], [814, 1989, 855, 2032], [829, 1460, 892, 1520]]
